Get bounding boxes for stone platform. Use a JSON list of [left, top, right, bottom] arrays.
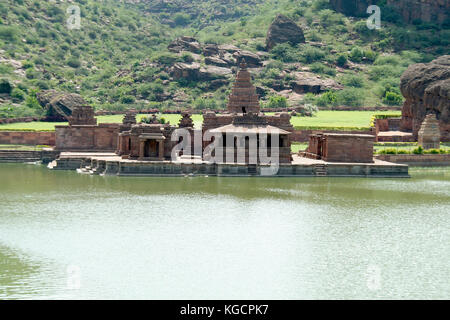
[[49, 152, 409, 178]]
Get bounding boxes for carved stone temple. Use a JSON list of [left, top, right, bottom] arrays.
[[418, 114, 441, 149]]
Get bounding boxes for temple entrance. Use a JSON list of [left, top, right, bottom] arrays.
[[144, 140, 159, 158]]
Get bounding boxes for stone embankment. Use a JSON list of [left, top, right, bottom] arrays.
[[0, 150, 59, 163]]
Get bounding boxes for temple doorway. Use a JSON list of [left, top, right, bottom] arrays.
[[144, 140, 159, 158]]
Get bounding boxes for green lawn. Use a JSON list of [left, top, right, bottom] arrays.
[[289, 111, 401, 130], [0, 111, 400, 131]]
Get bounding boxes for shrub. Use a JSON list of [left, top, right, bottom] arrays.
[[341, 74, 365, 88], [412, 146, 423, 154], [316, 91, 337, 107], [335, 88, 365, 107], [383, 91, 403, 106], [11, 88, 25, 102], [270, 43, 300, 63], [309, 63, 336, 76], [120, 95, 135, 104], [349, 47, 364, 62], [264, 95, 288, 109], [174, 13, 191, 26], [336, 54, 347, 67], [0, 26, 19, 42], [0, 78, 12, 94], [300, 45, 325, 64], [67, 57, 81, 68]]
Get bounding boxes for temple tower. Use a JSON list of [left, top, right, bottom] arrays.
[[227, 61, 260, 114]]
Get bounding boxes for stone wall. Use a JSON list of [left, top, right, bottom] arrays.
[[55, 124, 120, 151], [376, 154, 450, 166], [0, 131, 56, 146], [292, 129, 375, 142], [322, 134, 374, 163]]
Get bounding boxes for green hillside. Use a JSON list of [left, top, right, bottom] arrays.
[[0, 0, 448, 119]]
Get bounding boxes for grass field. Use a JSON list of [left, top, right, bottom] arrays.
[[374, 142, 450, 153], [0, 111, 399, 131]]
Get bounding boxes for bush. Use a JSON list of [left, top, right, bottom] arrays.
[[120, 95, 135, 104], [0, 79, 12, 94], [349, 47, 364, 62], [315, 91, 337, 107], [300, 45, 325, 64], [67, 58, 81, 68], [412, 146, 424, 154], [309, 63, 336, 76], [11, 88, 25, 102], [336, 54, 347, 67], [174, 13, 191, 26], [264, 95, 288, 109], [335, 88, 365, 107], [341, 74, 365, 88], [383, 91, 403, 106], [0, 26, 19, 42], [270, 43, 300, 62]]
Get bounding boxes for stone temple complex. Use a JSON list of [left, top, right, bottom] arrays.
[[49, 62, 408, 177]]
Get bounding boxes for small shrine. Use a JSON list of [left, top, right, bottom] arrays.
[[418, 114, 441, 149]]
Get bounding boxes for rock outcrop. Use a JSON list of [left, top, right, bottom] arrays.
[[170, 62, 232, 81], [330, 0, 449, 24], [37, 90, 88, 122], [168, 36, 202, 54], [266, 14, 305, 50], [400, 55, 450, 141], [291, 72, 343, 94]]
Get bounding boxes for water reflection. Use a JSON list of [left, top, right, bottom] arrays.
[[0, 164, 449, 299]]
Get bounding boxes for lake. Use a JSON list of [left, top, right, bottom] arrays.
[[0, 164, 449, 299]]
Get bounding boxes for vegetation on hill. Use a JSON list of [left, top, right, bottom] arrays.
[[0, 0, 448, 119]]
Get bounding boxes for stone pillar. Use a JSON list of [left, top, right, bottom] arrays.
[[139, 140, 145, 160], [158, 140, 165, 160]]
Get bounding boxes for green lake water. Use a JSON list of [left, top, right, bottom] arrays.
[[0, 163, 449, 299]]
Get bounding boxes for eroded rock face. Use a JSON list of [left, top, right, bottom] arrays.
[[266, 14, 305, 50], [37, 90, 88, 122], [400, 55, 450, 141], [291, 72, 343, 94]]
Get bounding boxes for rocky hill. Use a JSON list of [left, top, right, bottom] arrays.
[[0, 0, 449, 119]]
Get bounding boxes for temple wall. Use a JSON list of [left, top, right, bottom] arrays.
[[322, 135, 374, 163], [55, 124, 120, 151], [0, 131, 56, 146]]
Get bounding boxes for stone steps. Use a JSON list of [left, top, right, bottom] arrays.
[[314, 164, 327, 176]]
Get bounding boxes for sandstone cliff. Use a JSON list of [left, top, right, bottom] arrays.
[[400, 55, 450, 141]]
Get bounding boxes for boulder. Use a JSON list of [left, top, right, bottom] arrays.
[[205, 56, 229, 67], [266, 14, 305, 50], [37, 90, 88, 122], [203, 44, 220, 56], [232, 50, 262, 67], [170, 63, 231, 81], [400, 55, 450, 141], [168, 36, 202, 54]]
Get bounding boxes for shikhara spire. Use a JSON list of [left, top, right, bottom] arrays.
[[227, 60, 260, 114]]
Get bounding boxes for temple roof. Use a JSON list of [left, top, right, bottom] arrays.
[[227, 60, 260, 114], [210, 124, 290, 135]]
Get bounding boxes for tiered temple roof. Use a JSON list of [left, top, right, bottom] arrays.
[[227, 61, 261, 114]]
